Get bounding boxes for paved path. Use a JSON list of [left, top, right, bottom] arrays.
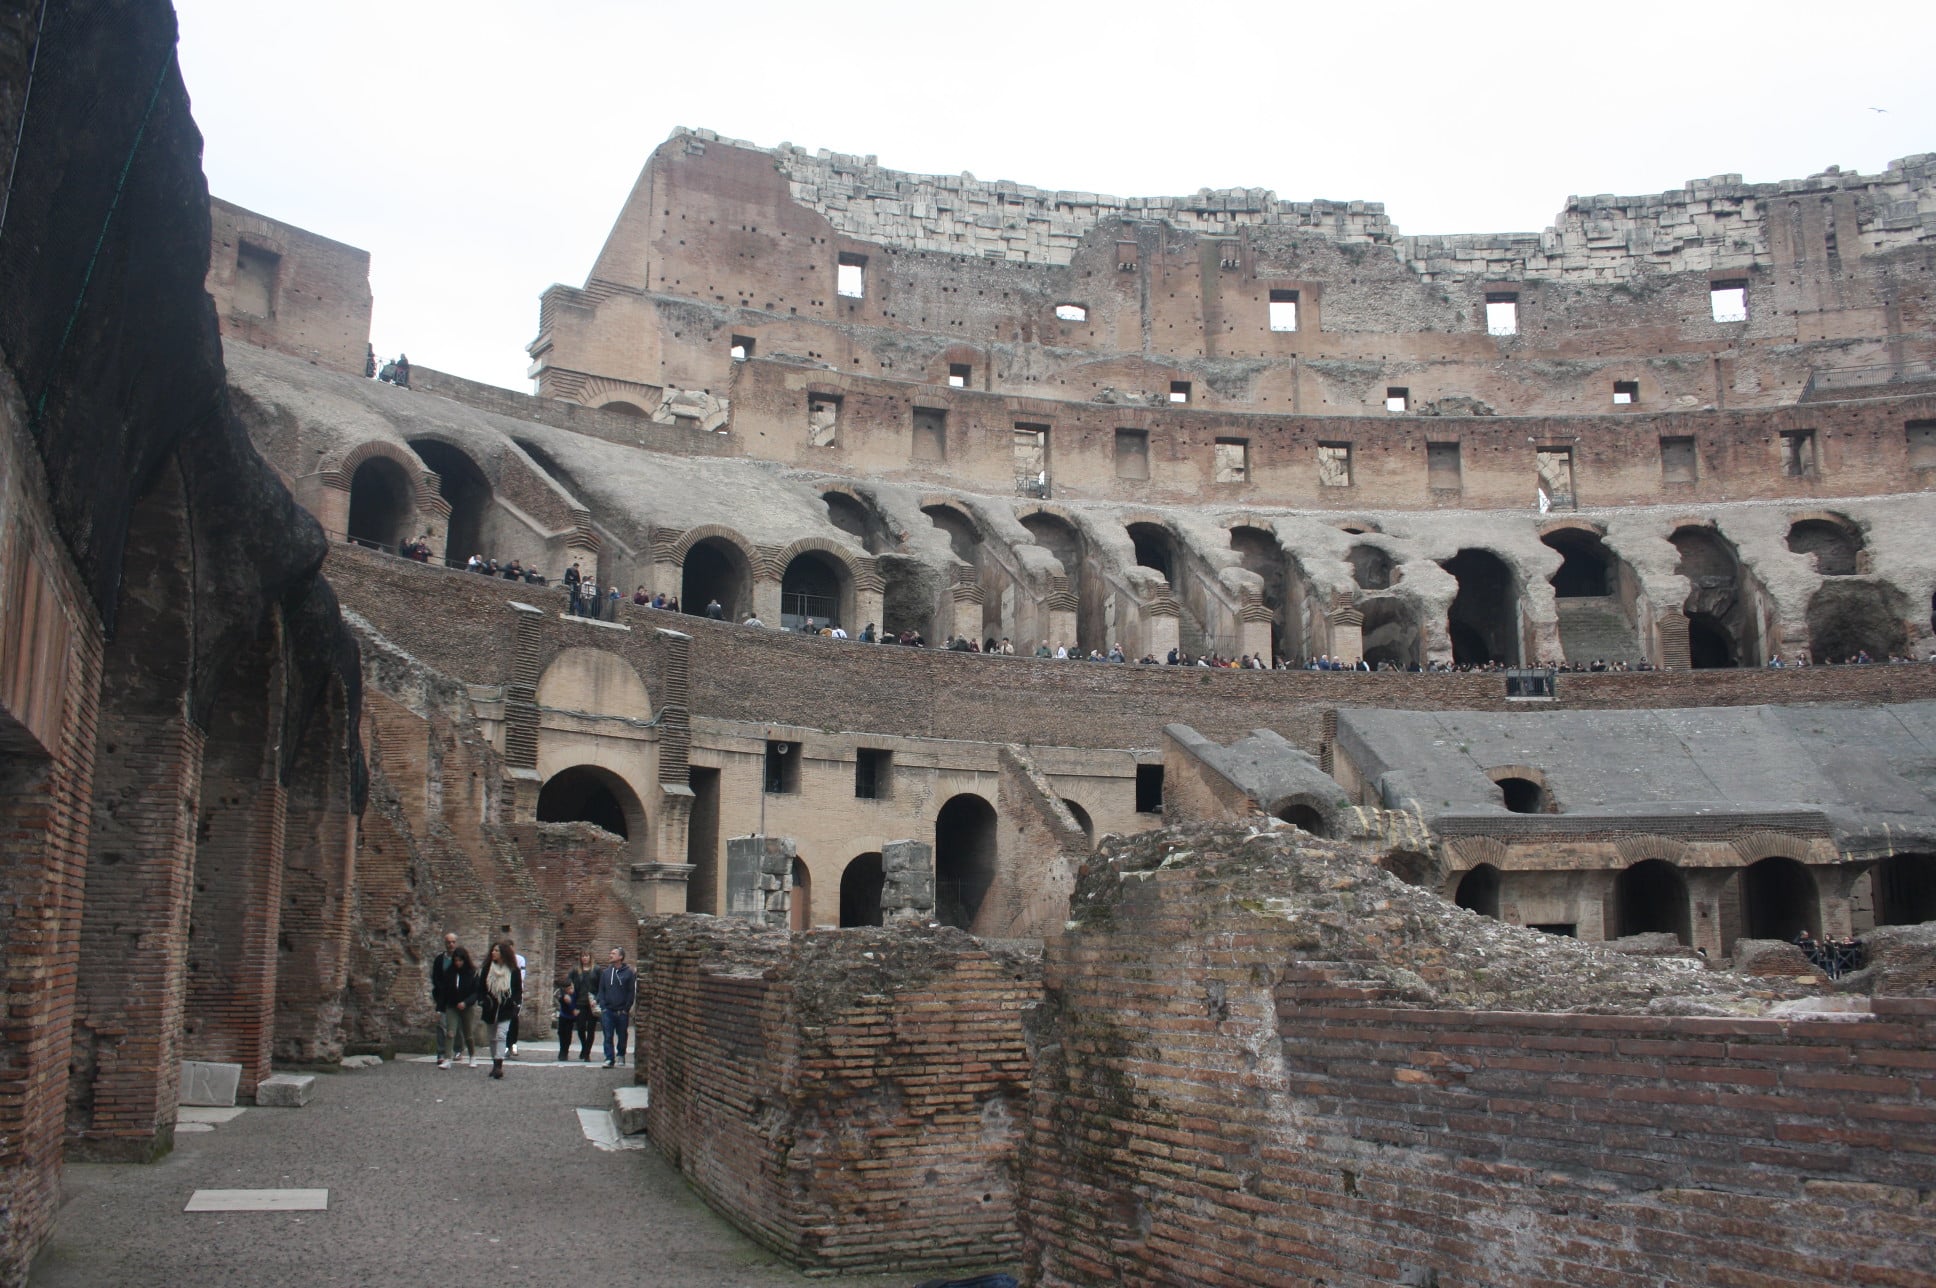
[[30, 1054, 913, 1288]]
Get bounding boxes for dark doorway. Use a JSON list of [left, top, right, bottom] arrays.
[[1061, 799, 1094, 848], [1275, 803, 1327, 836], [1687, 613, 1737, 669], [1496, 776, 1547, 814], [537, 766, 638, 839], [1741, 857, 1819, 941], [791, 857, 813, 932], [1360, 597, 1420, 670], [1439, 549, 1519, 666], [1541, 528, 1614, 598], [346, 457, 413, 551], [1613, 859, 1691, 943], [686, 766, 720, 913], [681, 537, 752, 621], [409, 439, 491, 567], [1230, 526, 1298, 658], [935, 794, 998, 931], [824, 491, 892, 554], [1671, 526, 1754, 668], [1786, 517, 1862, 576], [839, 852, 884, 928], [1872, 853, 1936, 926], [781, 551, 846, 630], [1127, 522, 1176, 582], [1020, 512, 1100, 651], [1455, 864, 1501, 919]]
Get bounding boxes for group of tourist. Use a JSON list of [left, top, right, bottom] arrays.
[[429, 932, 638, 1073], [365, 345, 411, 388], [1769, 651, 1932, 667], [465, 553, 548, 584], [1793, 930, 1867, 980]]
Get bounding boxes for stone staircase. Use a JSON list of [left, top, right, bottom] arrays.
[[1176, 599, 1212, 658], [1555, 596, 1647, 667]]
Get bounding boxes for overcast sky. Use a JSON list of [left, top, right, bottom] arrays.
[[174, 0, 1936, 391]]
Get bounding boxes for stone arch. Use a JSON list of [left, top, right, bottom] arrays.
[[821, 485, 896, 555], [1359, 596, 1421, 669], [1439, 548, 1521, 665], [1060, 799, 1095, 848], [1871, 853, 1936, 926], [1670, 523, 1759, 668], [921, 500, 983, 562], [1347, 543, 1395, 591], [1613, 859, 1691, 944], [1228, 523, 1311, 659], [1455, 864, 1502, 919], [1806, 580, 1907, 663], [935, 793, 998, 932], [346, 454, 418, 552], [1740, 855, 1819, 942], [921, 499, 1000, 640], [1539, 523, 1617, 598], [1268, 795, 1331, 837], [537, 765, 648, 849], [674, 526, 758, 620], [536, 648, 652, 722], [839, 852, 884, 928], [1125, 519, 1179, 583], [1486, 765, 1554, 814], [791, 856, 814, 932], [571, 376, 659, 415], [598, 400, 649, 418], [778, 538, 862, 630], [1017, 506, 1101, 651], [407, 437, 491, 567], [1786, 512, 1864, 576]]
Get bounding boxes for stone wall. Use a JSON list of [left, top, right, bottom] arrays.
[[1017, 823, 1936, 1287], [637, 917, 1040, 1276], [206, 198, 372, 373]]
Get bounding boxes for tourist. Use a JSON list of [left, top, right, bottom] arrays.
[[430, 932, 475, 1069], [507, 939, 528, 1055], [633, 585, 648, 605], [567, 951, 600, 1062], [364, 343, 376, 378], [555, 976, 583, 1064], [742, 613, 765, 628], [606, 585, 621, 619], [477, 941, 521, 1080], [706, 598, 724, 619], [1036, 640, 1052, 658], [861, 623, 876, 643], [666, 596, 681, 613], [563, 561, 582, 611], [652, 592, 666, 610], [596, 946, 637, 1068], [394, 353, 411, 388]]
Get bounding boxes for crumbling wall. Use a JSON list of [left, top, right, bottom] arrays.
[[638, 918, 1040, 1276], [1018, 822, 1936, 1287]]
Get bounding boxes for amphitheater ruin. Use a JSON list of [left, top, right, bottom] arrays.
[[2, 4, 1935, 1284]]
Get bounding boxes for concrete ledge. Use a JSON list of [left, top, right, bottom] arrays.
[[613, 1085, 650, 1135], [255, 1074, 317, 1108], [180, 1061, 241, 1107]]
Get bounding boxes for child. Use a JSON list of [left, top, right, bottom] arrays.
[[556, 980, 581, 1064]]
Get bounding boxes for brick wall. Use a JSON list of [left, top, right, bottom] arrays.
[[638, 918, 1040, 1275], [206, 198, 372, 373], [1018, 833, 1936, 1287], [274, 677, 358, 1062], [510, 821, 633, 992]]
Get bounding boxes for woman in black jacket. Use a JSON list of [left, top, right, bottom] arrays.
[[567, 951, 600, 1062], [444, 946, 479, 1067], [477, 940, 523, 1080]]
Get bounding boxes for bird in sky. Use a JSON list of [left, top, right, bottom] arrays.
[[1869, 106, 1888, 113]]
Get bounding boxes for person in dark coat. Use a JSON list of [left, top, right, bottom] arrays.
[[596, 947, 638, 1068], [477, 940, 522, 1080], [433, 940, 477, 1068], [567, 951, 600, 1062]]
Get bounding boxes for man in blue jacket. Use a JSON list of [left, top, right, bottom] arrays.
[[596, 947, 638, 1068]]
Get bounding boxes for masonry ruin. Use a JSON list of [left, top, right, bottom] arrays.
[[2, 4, 1936, 1282]]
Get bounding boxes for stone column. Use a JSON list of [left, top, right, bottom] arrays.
[[1143, 595, 1180, 661], [630, 862, 696, 916], [1239, 599, 1275, 662], [881, 839, 935, 924], [1327, 597, 1364, 665], [1685, 868, 1734, 958], [726, 834, 792, 929]]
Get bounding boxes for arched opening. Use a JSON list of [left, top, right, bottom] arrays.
[[1230, 526, 1300, 659], [681, 536, 753, 621], [1126, 522, 1176, 582], [1786, 517, 1863, 576], [1455, 864, 1501, 919], [922, 504, 981, 562], [1495, 776, 1548, 814], [536, 765, 643, 841], [790, 857, 813, 932], [823, 491, 892, 554], [1613, 859, 1691, 943], [1061, 799, 1094, 848], [1439, 549, 1520, 666], [1020, 511, 1101, 651], [923, 503, 998, 640], [346, 456, 413, 551], [879, 554, 935, 642], [1275, 803, 1327, 836], [1741, 856, 1819, 942], [1671, 526, 1755, 669], [935, 794, 998, 931], [408, 439, 491, 567], [1541, 528, 1613, 598], [597, 400, 648, 418], [1806, 580, 1907, 663], [1348, 544, 1394, 591], [1360, 597, 1421, 670], [1872, 854, 1936, 926], [781, 550, 851, 630], [839, 852, 884, 928]]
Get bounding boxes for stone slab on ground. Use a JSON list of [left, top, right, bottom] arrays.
[[179, 1062, 240, 1108], [613, 1085, 650, 1135], [178, 1107, 246, 1125], [255, 1074, 316, 1107], [576, 1107, 646, 1153], [340, 1055, 382, 1069], [184, 1189, 328, 1212]]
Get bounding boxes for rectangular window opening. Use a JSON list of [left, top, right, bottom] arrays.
[[1114, 428, 1149, 481], [947, 362, 971, 388], [1317, 442, 1353, 488], [837, 252, 866, 299], [807, 393, 841, 448], [1779, 429, 1816, 478], [1135, 764, 1164, 815], [854, 748, 891, 800], [1054, 303, 1088, 322], [1116, 242, 1139, 272], [764, 740, 801, 795], [1213, 437, 1249, 484], [1711, 281, 1747, 323], [234, 242, 280, 317], [1169, 381, 1191, 404], [1385, 386, 1409, 413], [1268, 289, 1299, 332], [1014, 423, 1050, 497], [730, 335, 755, 361], [1426, 441, 1462, 491], [1536, 446, 1576, 509], [1612, 380, 1639, 405], [1660, 436, 1697, 484], [1529, 923, 1577, 938], [1485, 292, 1519, 336], [912, 407, 947, 463], [1909, 420, 1936, 470]]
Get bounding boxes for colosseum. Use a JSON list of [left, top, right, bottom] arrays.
[[2, 4, 1935, 1285]]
